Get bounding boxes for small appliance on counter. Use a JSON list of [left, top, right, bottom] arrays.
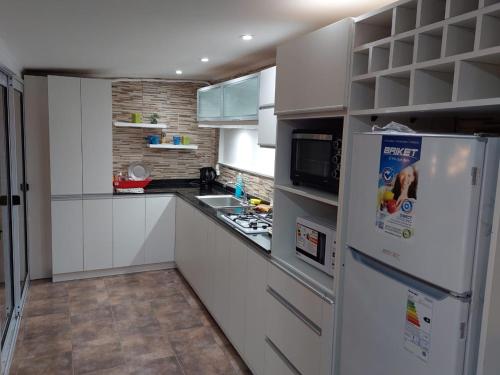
[[291, 128, 343, 194], [200, 167, 217, 187], [295, 216, 336, 276]]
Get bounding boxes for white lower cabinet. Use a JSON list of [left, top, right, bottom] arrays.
[[51, 199, 84, 274], [145, 196, 175, 264], [112, 197, 146, 267], [83, 198, 113, 271], [245, 248, 268, 375], [264, 339, 298, 375], [228, 234, 248, 352], [213, 225, 231, 330], [175, 198, 193, 274]]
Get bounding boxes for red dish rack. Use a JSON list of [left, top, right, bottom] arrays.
[[113, 179, 152, 189]]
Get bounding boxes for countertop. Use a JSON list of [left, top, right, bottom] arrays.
[[115, 180, 272, 254]]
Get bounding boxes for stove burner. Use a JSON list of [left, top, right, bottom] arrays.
[[221, 211, 273, 234]]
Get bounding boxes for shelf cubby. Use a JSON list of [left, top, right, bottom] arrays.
[[354, 9, 393, 47], [445, 17, 477, 57], [480, 9, 500, 49], [419, 0, 446, 27], [392, 36, 415, 67], [456, 58, 500, 100], [413, 63, 455, 105], [376, 71, 411, 108], [350, 78, 376, 110], [416, 27, 444, 62], [394, 0, 418, 34], [370, 43, 391, 72], [353, 49, 370, 76], [448, 0, 479, 17]]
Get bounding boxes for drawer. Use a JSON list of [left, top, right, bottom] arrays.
[[266, 286, 322, 375], [264, 338, 300, 375], [268, 262, 324, 328]]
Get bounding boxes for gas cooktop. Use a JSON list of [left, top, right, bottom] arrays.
[[221, 211, 273, 234]]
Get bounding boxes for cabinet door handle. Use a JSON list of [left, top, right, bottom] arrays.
[[12, 195, 21, 206], [265, 337, 302, 375], [0, 196, 7, 206], [267, 286, 322, 336]]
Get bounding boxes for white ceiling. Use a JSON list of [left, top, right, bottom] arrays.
[[0, 0, 394, 81]]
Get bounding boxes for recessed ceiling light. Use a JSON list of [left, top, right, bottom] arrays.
[[240, 34, 254, 41], [175, 70, 183, 75], [201, 57, 209, 62]]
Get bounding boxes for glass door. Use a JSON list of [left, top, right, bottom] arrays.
[[11, 82, 28, 295], [0, 74, 14, 344]]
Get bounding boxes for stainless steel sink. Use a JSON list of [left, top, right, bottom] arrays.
[[196, 195, 247, 208]]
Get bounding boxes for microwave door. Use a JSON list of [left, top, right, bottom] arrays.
[[294, 139, 332, 178]]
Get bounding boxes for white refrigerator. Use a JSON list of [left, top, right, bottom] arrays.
[[340, 133, 500, 375]]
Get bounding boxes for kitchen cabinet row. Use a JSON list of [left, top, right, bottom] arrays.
[[175, 198, 334, 375], [51, 195, 175, 276], [48, 75, 112, 196]]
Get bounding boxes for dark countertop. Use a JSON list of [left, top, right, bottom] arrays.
[[114, 180, 272, 254]]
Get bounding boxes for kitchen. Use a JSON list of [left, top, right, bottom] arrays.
[[1, 0, 500, 374]]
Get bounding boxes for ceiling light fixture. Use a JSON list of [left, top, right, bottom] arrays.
[[201, 57, 209, 62], [240, 34, 254, 41], [175, 70, 183, 75]]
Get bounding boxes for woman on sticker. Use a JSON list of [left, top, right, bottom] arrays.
[[392, 165, 418, 210]]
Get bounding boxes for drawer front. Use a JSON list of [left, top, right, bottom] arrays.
[[268, 263, 323, 328], [264, 338, 300, 375], [266, 287, 322, 375]]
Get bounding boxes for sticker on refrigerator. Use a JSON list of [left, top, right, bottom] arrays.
[[376, 135, 421, 240], [403, 289, 433, 362]]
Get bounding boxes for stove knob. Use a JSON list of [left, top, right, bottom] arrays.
[[334, 139, 342, 149]]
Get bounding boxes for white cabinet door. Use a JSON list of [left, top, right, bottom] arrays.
[[81, 78, 112, 194], [113, 197, 146, 267], [275, 18, 353, 115], [257, 107, 277, 148], [259, 66, 276, 107], [83, 198, 112, 271], [145, 196, 175, 264], [264, 340, 297, 375], [245, 248, 268, 375], [203, 219, 217, 312], [48, 76, 82, 195], [175, 198, 194, 274], [213, 225, 231, 330], [228, 234, 248, 352], [51, 199, 83, 274]]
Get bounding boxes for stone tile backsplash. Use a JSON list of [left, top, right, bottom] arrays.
[[112, 80, 218, 179], [217, 164, 274, 202]]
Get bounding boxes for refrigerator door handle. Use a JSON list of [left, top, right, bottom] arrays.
[[350, 248, 471, 301]]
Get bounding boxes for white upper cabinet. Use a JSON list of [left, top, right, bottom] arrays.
[[259, 66, 276, 107], [275, 18, 354, 116], [198, 86, 222, 121], [81, 78, 112, 194], [48, 76, 83, 195], [144, 196, 175, 264], [48, 76, 113, 196]]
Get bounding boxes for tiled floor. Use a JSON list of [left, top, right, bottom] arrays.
[[11, 269, 251, 375]]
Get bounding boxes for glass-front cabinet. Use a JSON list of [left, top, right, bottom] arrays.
[[222, 74, 259, 120], [197, 85, 222, 120], [197, 73, 259, 122]]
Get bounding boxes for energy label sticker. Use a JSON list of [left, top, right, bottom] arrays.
[[376, 135, 421, 240], [403, 289, 433, 362]]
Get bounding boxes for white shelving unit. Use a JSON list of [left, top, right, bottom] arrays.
[[350, 0, 500, 115], [113, 121, 167, 129], [147, 144, 198, 150]]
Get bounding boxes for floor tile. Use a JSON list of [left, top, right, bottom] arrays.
[[121, 331, 175, 360], [71, 317, 118, 347], [24, 297, 69, 318], [73, 340, 125, 375], [168, 326, 218, 355], [177, 344, 235, 375], [128, 356, 184, 375], [15, 351, 72, 375]]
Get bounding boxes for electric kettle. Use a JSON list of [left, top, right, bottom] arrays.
[[200, 167, 217, 186]]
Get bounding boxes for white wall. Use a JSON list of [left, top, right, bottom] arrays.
[[0, 36, 20, 76], [25, 76, 52, 279], [218, 128, 275, 177]]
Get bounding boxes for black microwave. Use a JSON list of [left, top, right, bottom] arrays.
[[290, 129, 342, 193]]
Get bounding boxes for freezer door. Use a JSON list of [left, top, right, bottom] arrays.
[[340, 249, 470, 375], [347, 133, 485, 294]]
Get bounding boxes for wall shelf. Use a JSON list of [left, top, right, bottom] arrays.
[[147, 144, 198, 150], [113, 121, 167, 129], [274, 183, 339, 207]]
